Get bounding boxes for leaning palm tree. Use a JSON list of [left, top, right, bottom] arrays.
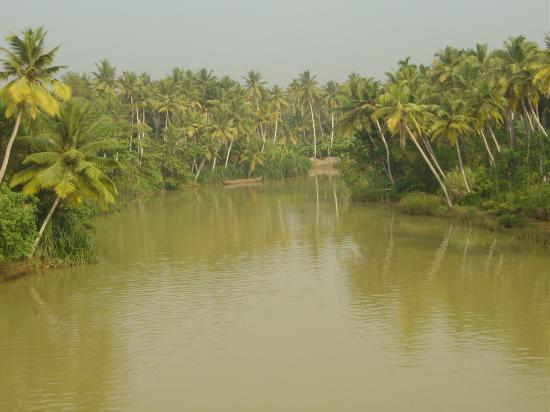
[[431, 95, 474, 192], [493, 36, 540, 146], [339, 76, 394, 183], [0, 27, 71, 183], [9, 100, 118, 257], [375, 81, 453, 206]]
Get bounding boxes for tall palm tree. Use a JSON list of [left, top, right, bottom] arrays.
[[493, 36, 540, 146], [0, 27, 71, 183], [322, 80, 340, 155], [375, 81, 453, 206], [298, 70, 320, 158], [9, 100, 118, 256], [118, 70, 139, 123], [467, 77, 504, 162], [339, 76, 394, 183], [431, 95, 474, 192], [243, 70, 266, 106], [268, 85, 288, 142], [92, 59, 117, 96]]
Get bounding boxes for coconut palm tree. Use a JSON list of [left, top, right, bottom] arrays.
[[92, 59, 117, 96], [0, 27, 71, 183], [467, 77, 504, 162], [322, 81, 340, 155], [375, 81, 453, 206], [9, 100, 117, 256], [339, 76, 394, 183], [431, 95, 474, 192], [493, 36, 540, 146], [268, 85, 289, 142], [298, 70, 320, 158], [243, 70, 266, 106]]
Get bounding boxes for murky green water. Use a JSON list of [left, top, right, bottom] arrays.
[[1, 177, 548, 411]]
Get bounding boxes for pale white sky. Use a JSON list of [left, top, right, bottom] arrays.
[[1, 0, 548, 85]]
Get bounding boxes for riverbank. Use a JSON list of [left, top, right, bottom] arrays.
[[0, 163, 316, 283], [373, 192, 550, 246], [0, 262, 33, 283]]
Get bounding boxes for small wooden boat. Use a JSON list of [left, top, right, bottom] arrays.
[[222, 176, 263, 186]]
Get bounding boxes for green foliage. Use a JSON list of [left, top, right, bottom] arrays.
[[521, 184, 550, 220], [497, 213, 524, 228], [196, 165, 243, 185], [257, 147, 312, 179], [340, 160, 393, 202], [36, 202, 97, 266], [0, 185, 37, 262], [398, 192, 447, 216], [446, 167, 474, 201]]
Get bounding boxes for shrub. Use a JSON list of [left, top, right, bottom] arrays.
[[398, 192, 447, 216], [0, 185, 37, 262], [161, 156, 193, 190], [519, 183, 550, 221], [36, 202, 97, 266], [497, 213, 524, 228], [340, 161, 393, 202], [446, 167, 474, 201]]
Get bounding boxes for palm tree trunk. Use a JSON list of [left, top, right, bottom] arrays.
[[0, 110, 23, 184], [521, 100, 535, 133], [329, 112, 335, 156], [528, 99, 548, 136], [273, 111, 279, 142], [488, 126, 501, 153], [29, 196, 60, 258], [421, 135, 446, 180], [142, 107, 146, 136], [456, 137, 471, 193], [375, 119, 394, 184], [405, 125, 453, 207], [225, 140, 233, 167], [309, 101, 317, 159], [317, 112, 324, 139], [505, 109, 515, 148], [479, 128, 495, 166], [212, 142, 220, 171], [195, 158, 205, 182]]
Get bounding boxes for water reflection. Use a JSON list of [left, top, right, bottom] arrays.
[[339, 205, 549, 375], [0, 176, 548, 411]]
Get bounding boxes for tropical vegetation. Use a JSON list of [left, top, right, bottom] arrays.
[[1, 26, 550, 272]]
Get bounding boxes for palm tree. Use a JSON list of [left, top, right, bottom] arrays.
[[493, 36, 540, 146], [375, 81, 453, 206], [118, 71, 139, 123], [322, 81, 340, 155], [467, 77, 504, 162], [239, 148, 265, 177], [431, 46, 461, 86], [268, 85, 288, 142], [298, 70, 320, 158], [532, 34, 550, 98], [431, 95, 474, 192], [9, 100, 118, 256], [243, 70, 266, 106], [92, 59, 117, 96], [153, 80, 186, 134], [339, 76, 394, 183], [0, 27, 71, 183]]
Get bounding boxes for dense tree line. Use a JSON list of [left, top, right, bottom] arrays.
[[1, 26, 550, 268], [338, 35, 550, 223]]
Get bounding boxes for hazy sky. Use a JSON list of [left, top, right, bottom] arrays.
[[1, 0, 548, 85]]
